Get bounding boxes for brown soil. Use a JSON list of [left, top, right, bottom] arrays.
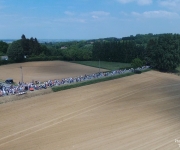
[[0, 71, 180, 149]]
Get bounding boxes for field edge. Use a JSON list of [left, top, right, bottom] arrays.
[[52, 69, 151, 92]]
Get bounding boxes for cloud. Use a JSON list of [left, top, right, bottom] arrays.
[[117, 0, 152, 5], [64, 11, 75, 16], [117, 0, 133, 3], [120, 11, 129, 16], [90, 11, 110, 19], [49, 11, 110, 24], [132, 10, 179, 18], [54, 18, 86, 23], [90, 11, 110, 16], [92, 15, 99, 19], [21, 17, 37, 20], [158, 0, 180, 10]]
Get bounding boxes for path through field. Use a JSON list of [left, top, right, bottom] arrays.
[[0, 71, 180, 149]]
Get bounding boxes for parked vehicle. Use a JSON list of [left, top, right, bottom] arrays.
[[5, 78, 13, 84]]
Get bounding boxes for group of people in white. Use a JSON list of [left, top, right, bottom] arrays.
[[0, 66, 149, 97]]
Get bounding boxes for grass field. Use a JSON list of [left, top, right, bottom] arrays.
[[1, 71, 180, 149], [72, 61, 131, 70]]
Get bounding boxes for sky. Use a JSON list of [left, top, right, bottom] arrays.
[[0, 0, 180, 39]]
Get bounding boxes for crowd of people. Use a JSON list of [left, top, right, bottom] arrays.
[[0, 66, 149, 97]]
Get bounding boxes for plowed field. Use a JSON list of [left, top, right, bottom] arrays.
[[0, 61, 107, 83], [0, 71, 180, 149]]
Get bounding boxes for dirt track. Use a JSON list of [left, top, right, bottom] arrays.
[[0, 61, 106, 83], [0, 71, 180, 149]]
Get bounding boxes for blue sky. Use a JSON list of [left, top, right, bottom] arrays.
[[0, 0, 180, 39]]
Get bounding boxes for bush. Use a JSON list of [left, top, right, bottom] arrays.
[[134, 70, 142, 74], [131, 58, 143, 69]]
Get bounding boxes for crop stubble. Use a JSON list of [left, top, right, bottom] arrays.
[[0, 71, 180, 149], [0, 61, 107, 83]]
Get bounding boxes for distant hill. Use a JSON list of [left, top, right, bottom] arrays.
[[0, 39, 81, 44], [0, 39, 17, 43]]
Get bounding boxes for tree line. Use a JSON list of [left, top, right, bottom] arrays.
[[0, 34, 93, 63], [43, 40, 92, 61], [1, 33, 180, 71], [92, 33, 180, 71], [92, 41, 145, 63]]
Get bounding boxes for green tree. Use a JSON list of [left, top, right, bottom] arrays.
[[40, 45, 51, 56], [21, 34, 30, 56], [33, 38, 42, 55], [131, 58, 143, 68], [146, 34, 180, 71], [21, 34, 26, 40], [7, 40, 24, 62], [0, 41, 8, 55]]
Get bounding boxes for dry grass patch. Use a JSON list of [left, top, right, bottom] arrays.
[[1, 71, 180, 149], [0, 61, 107, 83]]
